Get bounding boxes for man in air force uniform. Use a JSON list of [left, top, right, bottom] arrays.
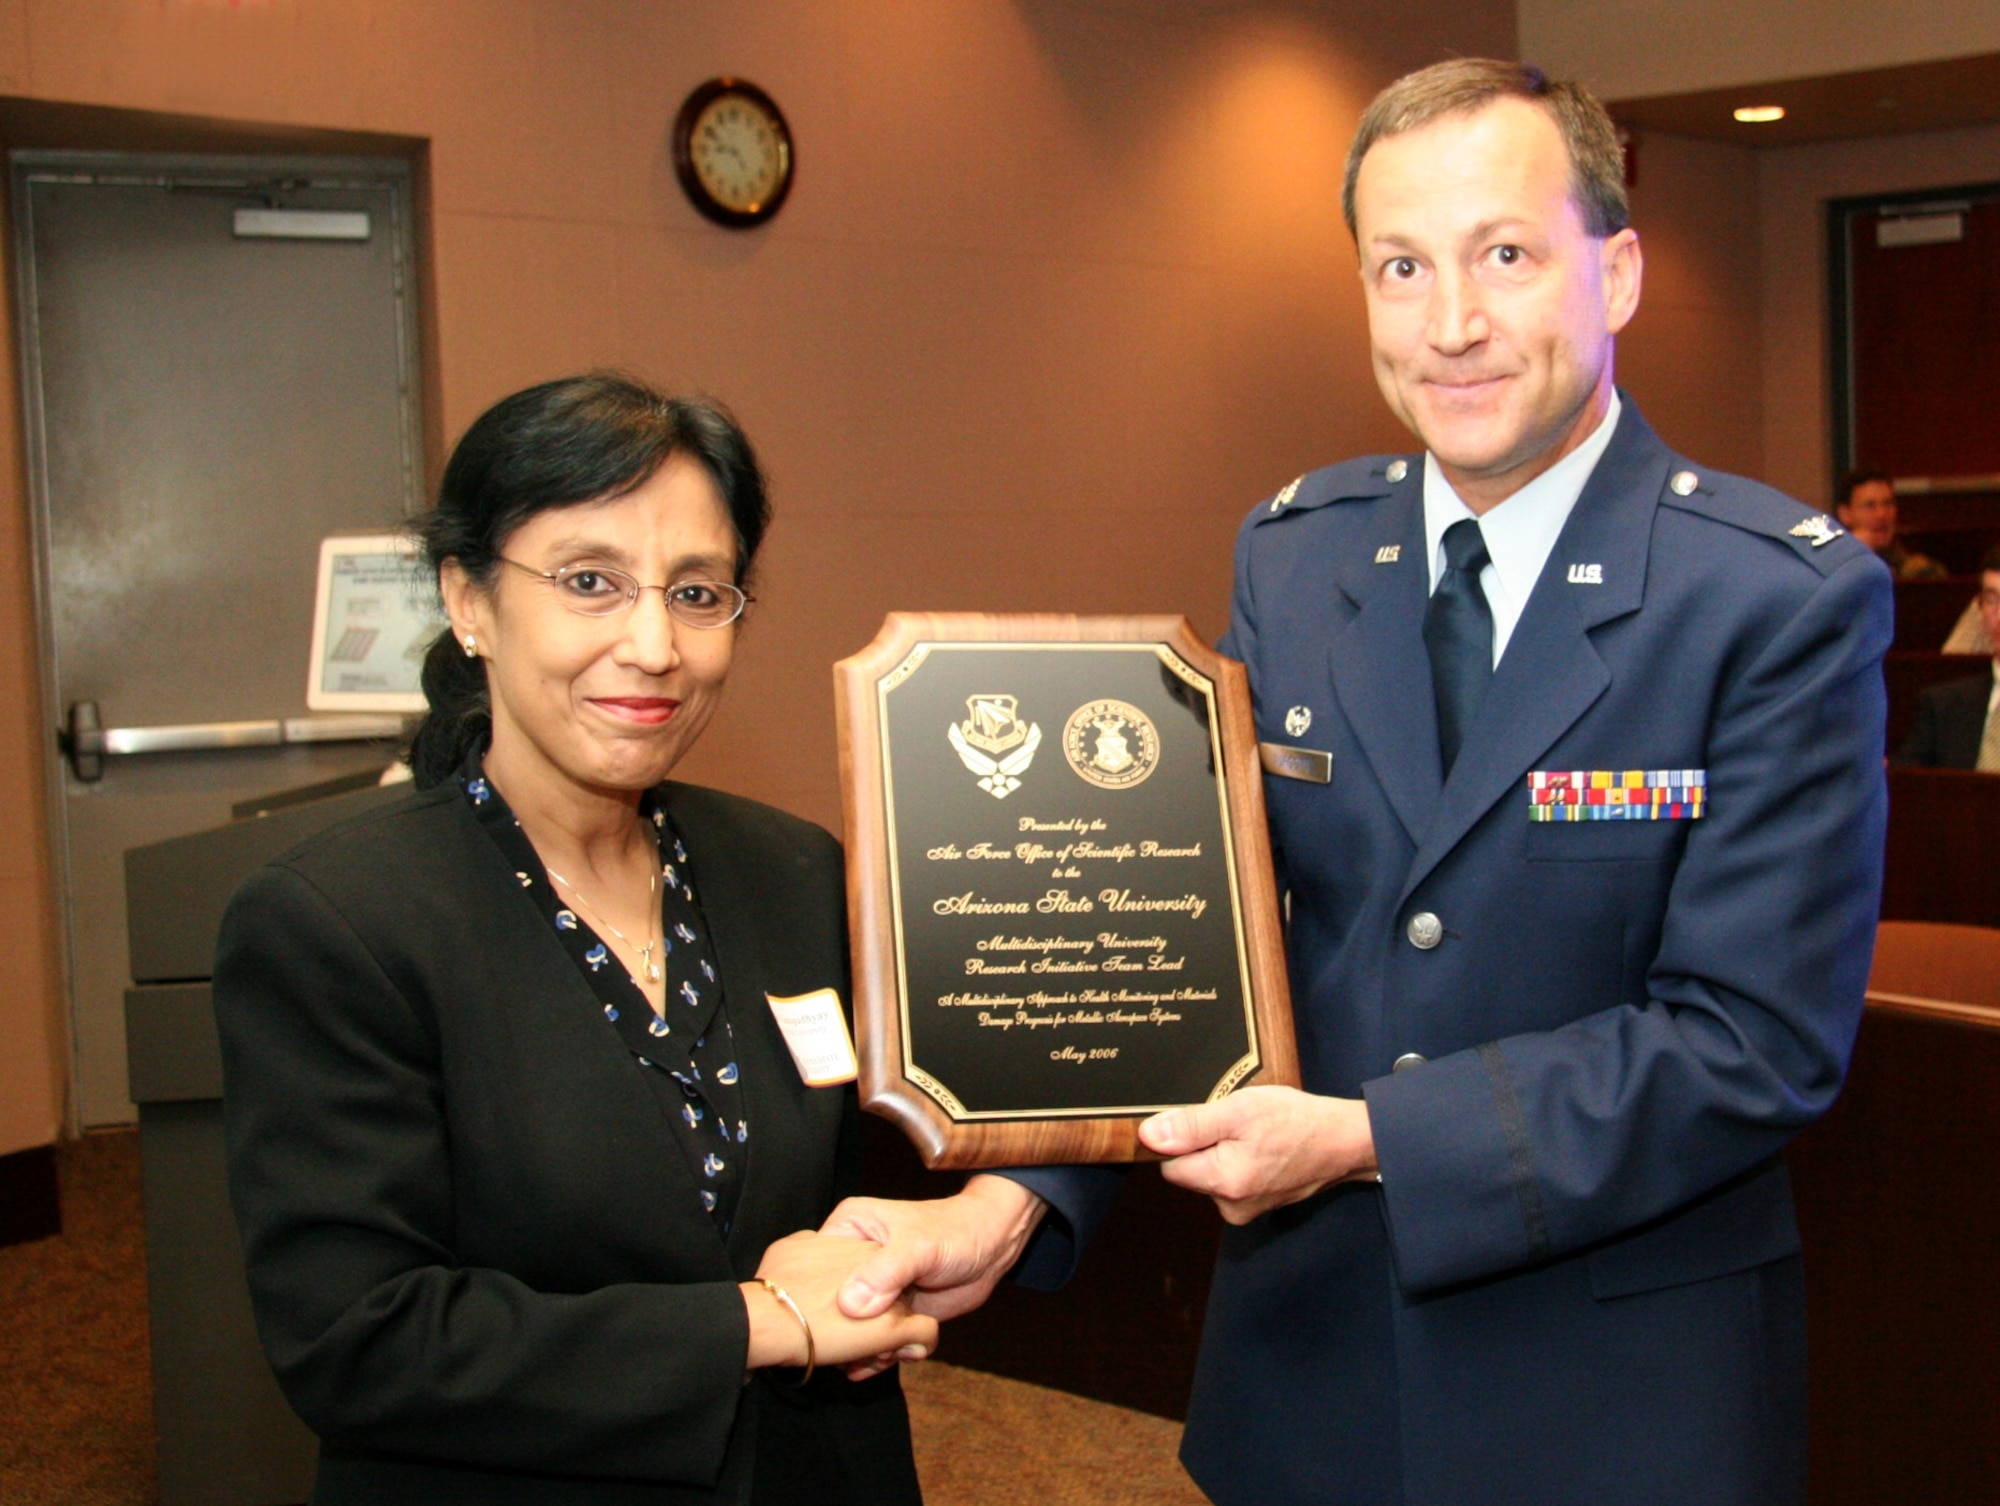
[[829, 59, 1890, 1506], [1133, 59, 1891, 1505]]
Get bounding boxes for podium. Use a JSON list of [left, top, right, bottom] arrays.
[[124, 776, 403, 1506]]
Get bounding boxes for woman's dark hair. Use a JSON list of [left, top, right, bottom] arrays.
[[405, 372, 770, 788]]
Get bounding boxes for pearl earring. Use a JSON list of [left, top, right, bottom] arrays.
[[463, 636, 477, 657]]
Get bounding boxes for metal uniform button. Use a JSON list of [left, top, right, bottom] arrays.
[[1385, 458, 1409, 483], [1669, 469, 1699, 496], [1392, 1052, 1427, 1073], [1406, 911, 1443, 950]]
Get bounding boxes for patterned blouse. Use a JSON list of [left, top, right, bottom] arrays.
[[460, 752, 749, 1233]]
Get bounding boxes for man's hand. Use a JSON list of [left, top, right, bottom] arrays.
[[821, 1174, 1048, 1379], [1139, 1085, 1377, 1225]]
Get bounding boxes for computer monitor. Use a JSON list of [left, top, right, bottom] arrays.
[[305, 533, 441, 713]]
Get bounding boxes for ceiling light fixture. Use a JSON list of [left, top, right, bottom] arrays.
[[1733, 105, 1786, 123]]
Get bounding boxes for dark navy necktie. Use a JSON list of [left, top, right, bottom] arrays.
[[1424, 517, 1494, 776]]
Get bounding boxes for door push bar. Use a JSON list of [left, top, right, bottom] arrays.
[[63, 700, 408, 782]]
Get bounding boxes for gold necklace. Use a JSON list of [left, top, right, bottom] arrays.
[[546, 862, 663, 985]]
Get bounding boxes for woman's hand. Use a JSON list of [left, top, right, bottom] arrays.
[[743, 1231, 939, 1373]]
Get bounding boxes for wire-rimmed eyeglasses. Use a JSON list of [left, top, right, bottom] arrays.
[[499, 557, 751, 629]]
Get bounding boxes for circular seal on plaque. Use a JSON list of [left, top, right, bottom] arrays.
[[1062, 699, 1160, 789]]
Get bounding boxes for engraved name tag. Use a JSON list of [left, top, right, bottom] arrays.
[[766, 988, 860, 1086], [1259, 742, 1332, 784]]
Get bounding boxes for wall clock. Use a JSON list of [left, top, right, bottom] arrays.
[[673, 78, 794, 228]]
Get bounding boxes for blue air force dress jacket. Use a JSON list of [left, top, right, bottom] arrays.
[[1015, 401, 1891, 1506]]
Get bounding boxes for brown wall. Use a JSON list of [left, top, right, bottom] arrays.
[[0, 205, 64, 1156], [1618, 129, 1766, 477], [0, 0, 1522, 1146]]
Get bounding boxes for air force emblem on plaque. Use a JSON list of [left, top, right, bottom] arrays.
[[948, 694, 1042, 799], [1062, 699, 1161, 790]]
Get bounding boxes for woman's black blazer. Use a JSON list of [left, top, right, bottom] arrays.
[[214, 779, 919, 1506]]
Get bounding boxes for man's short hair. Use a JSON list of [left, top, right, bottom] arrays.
[[1838, 468, 1894, 506], [1342, 59, 1630, 240], [1979, 543, 2000, 576]]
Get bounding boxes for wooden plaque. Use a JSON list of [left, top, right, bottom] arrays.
[[835, 613, 1298, 1169]]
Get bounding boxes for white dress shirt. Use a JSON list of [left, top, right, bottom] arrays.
[[1424, 391, 1622, 667]]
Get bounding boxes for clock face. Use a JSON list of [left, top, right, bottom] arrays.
[[674, 80, 794, 227]]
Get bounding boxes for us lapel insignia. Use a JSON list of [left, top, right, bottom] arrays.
[[1374, 544, 1401, 564], [1566, 563, 1604, 585], [1788, 515, 1845, 547]]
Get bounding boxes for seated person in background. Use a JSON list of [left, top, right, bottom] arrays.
[[1896, 544, 2000, 770], [1837, 468, 1948, 580], [1942, 591, 1994, 656]]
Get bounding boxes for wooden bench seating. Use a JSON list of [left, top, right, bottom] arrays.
[[1884, 767, 2000, 928]]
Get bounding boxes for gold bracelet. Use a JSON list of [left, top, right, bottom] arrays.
[[754, 1277, 815, 1386]]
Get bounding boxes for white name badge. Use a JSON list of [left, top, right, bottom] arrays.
[[766, 989, 860, 1087]]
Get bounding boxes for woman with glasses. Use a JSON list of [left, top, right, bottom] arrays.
[[214, 374, 933, 1506]]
